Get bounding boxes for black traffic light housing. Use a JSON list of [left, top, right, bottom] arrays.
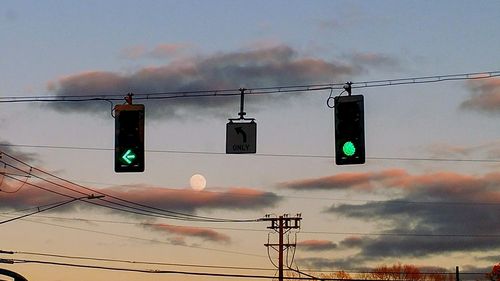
[[334, 95, 365, 165], [115, 104, 145, 172]]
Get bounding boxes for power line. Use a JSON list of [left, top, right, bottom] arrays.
[[3, 258, 286, 279], [0, 70, 499, 103], [0, 151, 261, 223], [2, 170, 255, 223], [4, 146, 500, 209], [0, 249, 488, 277], [2, 143, 500, 163], [5, 250, 274, 272], [3, 212, 500, 239], [0, 214, 265, 258], [0, 195, 101, 225], [2, 258, 450, 281]]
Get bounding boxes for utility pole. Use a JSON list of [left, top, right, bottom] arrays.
[[262, 214, 302, 281]]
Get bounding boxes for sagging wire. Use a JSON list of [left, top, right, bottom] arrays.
[[0, 195, 103, 225], [326, 82, 353, 109], [326, 87, 336, 108], [1, 151, 261, 223], [0, 162, 5, 189], [106, 99, 115, 118], [2, 70, 499, 105], [0, 167, 32, 194], [266, 232, 279, 269], [286, 232, 298, 269]]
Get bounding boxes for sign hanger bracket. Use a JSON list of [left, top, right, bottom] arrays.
[[229, 88, 255, 122]]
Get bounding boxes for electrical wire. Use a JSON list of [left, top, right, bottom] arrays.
[[0, 167, 31, 194], [0, 214, 266, 258], [3, 259, 287, 279], [0, 199, 75, 225], [0, 163, 5, 189], [4, 168, 500, 208], [266, 232, 279, 269], [287, 266, 323, 281], [1, 248, 487, 277], [1, 70, 499, 104], [5, 250, 274, 272], [2, 143, 500, 163], [3, 212, 500, 239], [0, 151, 261, 223], [0, 197, 93, 225], [1, 173, 244, 223], [3, 151, 261, 223], [2, 258, 436, 280]]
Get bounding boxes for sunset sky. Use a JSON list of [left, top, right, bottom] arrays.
[[1, 1, 500, 280]]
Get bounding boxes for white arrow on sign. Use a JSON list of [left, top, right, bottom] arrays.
[[226, 122, 256, 154]]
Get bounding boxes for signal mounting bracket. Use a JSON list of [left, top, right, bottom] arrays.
[[228, 88, 255, 123], [344, 82, 352, 96]]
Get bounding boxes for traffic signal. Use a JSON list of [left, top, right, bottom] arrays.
[[115, 104, 145, 172], [334, 95, 365, 165]]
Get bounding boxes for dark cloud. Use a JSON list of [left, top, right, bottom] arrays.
[[143, 223, 230, 244], [296, 256, 368, 271], [461, 78, 500, 114], [297, 239, 338, 252], [45, 45, 397, 119], [0, 143, 39, 164], [339, 236, 365, 248], [323, 169, 500, 260]]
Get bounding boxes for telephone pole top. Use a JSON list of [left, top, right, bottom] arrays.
[[262, 214, 302, 281]]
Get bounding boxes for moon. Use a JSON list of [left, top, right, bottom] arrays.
[[190, 174, 207, 191]]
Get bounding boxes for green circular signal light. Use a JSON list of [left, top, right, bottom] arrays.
[[342, 141, 356, 157]]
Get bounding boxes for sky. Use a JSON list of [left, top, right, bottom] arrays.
[[1, 1, 500, 280]]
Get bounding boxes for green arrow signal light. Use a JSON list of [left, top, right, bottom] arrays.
[[121, 149, 136, 165], [342, 141, 356, 157]]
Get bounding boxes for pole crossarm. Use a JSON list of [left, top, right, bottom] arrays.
[[262, 214, 302, 281]]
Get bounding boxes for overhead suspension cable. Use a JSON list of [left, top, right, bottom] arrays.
[[2, 143, 500, 163], [0, 70, 499, 103]]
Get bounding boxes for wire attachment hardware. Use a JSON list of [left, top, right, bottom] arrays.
[[125, 93, 134, 105], [229, 88, 255, 122], [344, 81, 352, 96]]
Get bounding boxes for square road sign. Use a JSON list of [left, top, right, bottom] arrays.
[[226, 121, 257, 154]]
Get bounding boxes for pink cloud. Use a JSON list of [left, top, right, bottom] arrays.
[[101, 186, 280, 213], [280, 168, 500, 204], [461, 78, 500, 113], [279, 169, 407, 191], [0, 165, 280, 215]]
